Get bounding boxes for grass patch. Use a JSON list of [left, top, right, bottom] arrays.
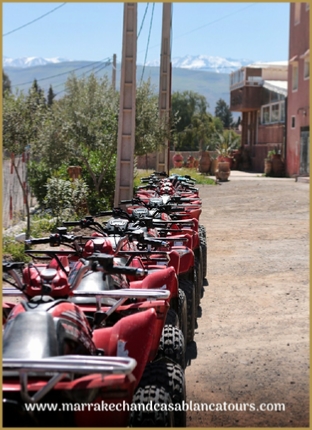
[[134, 168, 215, 188]]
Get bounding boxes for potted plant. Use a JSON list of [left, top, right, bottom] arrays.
[[267, 146, 284, 176], [186, 155, 195, 168], [267, 146, 281, 160], [172, 152, 184, 168], [215, 131, 240, 169]]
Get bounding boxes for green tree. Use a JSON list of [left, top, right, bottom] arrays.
[[135, 79, 175, 157], [47, 85, 56, 107], [171, 90, 217, 151], [3, 71, 11, 95], [214, 98, 233, 128], [49, 73, 119, 207]]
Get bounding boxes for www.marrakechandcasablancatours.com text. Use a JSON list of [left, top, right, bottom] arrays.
[[24, 401, 286, 413]]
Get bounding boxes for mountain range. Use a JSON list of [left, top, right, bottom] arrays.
[[3, 55, 254, 114], [3, 55, 254, 73]]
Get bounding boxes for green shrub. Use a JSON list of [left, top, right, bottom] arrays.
[[2, 236, 31, 262]]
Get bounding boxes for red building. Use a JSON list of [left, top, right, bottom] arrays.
[[286, 3, 310, 177], [230, 62, 288, 172]]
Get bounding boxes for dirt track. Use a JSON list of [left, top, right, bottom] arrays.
[[186, 172, 309, 427]]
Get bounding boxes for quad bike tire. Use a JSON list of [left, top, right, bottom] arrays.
[[177, 288, 188, 345], [199, 224, 208, 281], [178, 279, 196, 344], [165, 308, 179, 327], [158, 324, 186, 369], [138, 361, 186, 427], [129, 385, 174, 427], [194, 255, 203, 309], [165, 292, 187, 347]]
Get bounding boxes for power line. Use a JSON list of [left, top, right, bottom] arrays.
[[54, 60, 112, 97], [140, 3, 155, 84], [141, 3, 257, 55], [137, 3, 149, 39], [174, 3, 256, 40], [3, 3, 67, 37], [12, 58, 112, 88]]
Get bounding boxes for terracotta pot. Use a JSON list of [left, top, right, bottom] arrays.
[[187, 155, 195, 168], [198, 151, 211, 173], [173, 160, 183, 168], [216, 161, 231, 181], [272, 158, 284, 176], [210, 159, 218, 175], [264, 158, 273, 175], [172, 153, 184, 168]]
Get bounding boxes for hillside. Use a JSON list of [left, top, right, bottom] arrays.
[[4, 61, 231, 114]]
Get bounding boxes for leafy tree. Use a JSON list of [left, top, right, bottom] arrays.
[[3, 71, 11, 95], [171, 90, 217, 151], [214, 98, 233, 128], [135, 79, 173, 157], [46, 73, 119, 208]]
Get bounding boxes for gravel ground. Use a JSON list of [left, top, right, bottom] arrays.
[[186, 172, 309, 427]]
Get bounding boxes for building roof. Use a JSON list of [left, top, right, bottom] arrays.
[[247, 61, 288, 68], [263, 80, 288, 96]]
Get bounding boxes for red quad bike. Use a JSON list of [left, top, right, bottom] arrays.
[[123, 197, 205, 308], [62, 214, 193, 346], [134, 172, 208, 296], [2, 257, 186, 427]]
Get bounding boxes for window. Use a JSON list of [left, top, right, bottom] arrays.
[[294, 3, 301, 24], [261, 101, 285, 124], [291, 116, 296, 128], [271, 104, 280, 122], [292, 63, 299, 91], [304, 57, 310, 79], [306, 3, 310, 11], [261, 106, 270, 124], [281, 103, 285, 122]]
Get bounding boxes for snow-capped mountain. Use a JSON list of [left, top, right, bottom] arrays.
[[3, 56, 72, 68], [147, 55, 254, 74], [3, 54, 254, 74]]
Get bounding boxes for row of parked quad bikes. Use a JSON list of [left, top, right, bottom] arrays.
[[3, 171, 208, 427]]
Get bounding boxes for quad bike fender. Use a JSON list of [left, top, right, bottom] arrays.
[[92, 308, 158, 384], [129, 266, 178, 298], [171, 246, 195, 275]]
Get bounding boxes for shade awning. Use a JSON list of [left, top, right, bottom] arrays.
[[263, 80, 288, 96]]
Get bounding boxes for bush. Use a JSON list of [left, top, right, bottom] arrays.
[[44, 177, 89, 220]]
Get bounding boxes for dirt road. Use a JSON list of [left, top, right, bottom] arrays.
[[186, 172, 309, 427]]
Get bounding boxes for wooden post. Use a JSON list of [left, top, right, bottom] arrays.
[[114, 4, 137, 207]]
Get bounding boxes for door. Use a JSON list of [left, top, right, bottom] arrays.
[[299, 127, 310, 175]]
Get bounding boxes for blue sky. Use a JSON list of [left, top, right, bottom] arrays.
[[3, 2, 290, 64]]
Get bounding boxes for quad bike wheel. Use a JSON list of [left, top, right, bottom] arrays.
[[129, 385, 174, 427], [165, 308, 179, 327], [178, 278, 196, 343], [177, 288, 188, 344], [138, 361, 186, 427], [194, 255, 203, 309], [157, 324, 185, 369]]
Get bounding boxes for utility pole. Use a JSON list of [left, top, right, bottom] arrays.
[[112, 53, 117, 90], [156, 3, 172, 174], [114, 4, 137, 207]]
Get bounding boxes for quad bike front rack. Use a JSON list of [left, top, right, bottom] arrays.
[[3, 355, 137, 403]]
